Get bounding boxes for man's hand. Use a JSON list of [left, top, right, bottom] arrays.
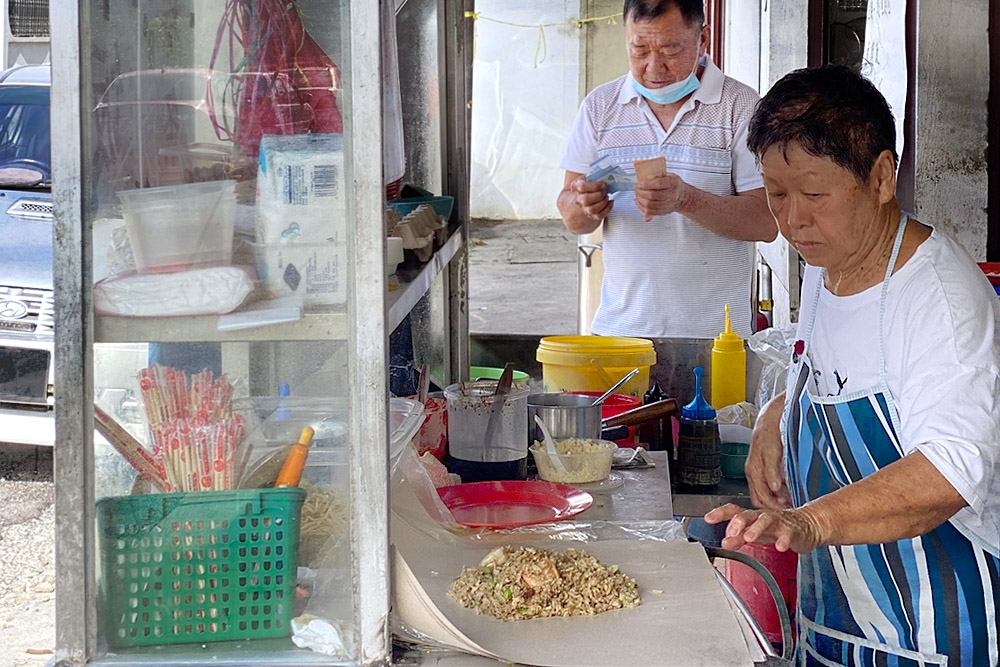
[[633, 173, 689, 222], [558, 172, 613, 234], [570, 177, 613, 221]]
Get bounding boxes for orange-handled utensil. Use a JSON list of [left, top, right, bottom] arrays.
[[274, 426, 315, 488]]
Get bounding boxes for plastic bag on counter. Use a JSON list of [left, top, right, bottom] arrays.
[[392, 443, 462, 528], [748, 324, 798, 408], [390, 441, 687, 548], [717, 401, 759, 429], [94, 265, 255, 317]]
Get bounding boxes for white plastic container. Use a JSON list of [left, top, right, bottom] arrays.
[[118, 180, 236, 272]]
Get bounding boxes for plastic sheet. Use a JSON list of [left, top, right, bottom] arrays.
[[93, 265, 255, 317], [747, 325, 798, 408], [390, 438, 688, 547]]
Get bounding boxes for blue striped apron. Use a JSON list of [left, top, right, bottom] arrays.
[[784, 215, 1000, 667]]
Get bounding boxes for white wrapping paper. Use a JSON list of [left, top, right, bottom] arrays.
[[392, 515, 755, 667]]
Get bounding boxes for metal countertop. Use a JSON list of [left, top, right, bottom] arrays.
[[572, 450, 753, 521]]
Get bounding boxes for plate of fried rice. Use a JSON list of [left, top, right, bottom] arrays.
[[448, 545, 640, 621]]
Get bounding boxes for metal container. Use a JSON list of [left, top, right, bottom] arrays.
[[527, 393, 602, 443], [444, 380, 530, 482]]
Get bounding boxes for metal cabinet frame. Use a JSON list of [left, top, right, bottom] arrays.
[[49, 1, 472, 664]]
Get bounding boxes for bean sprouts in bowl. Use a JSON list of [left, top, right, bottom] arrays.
[[530, 438, 616, 484]]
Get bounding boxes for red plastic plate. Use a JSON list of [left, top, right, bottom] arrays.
[[437, 480, 594, 528]]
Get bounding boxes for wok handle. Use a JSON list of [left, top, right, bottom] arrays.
[[601, 398, 678, 429]]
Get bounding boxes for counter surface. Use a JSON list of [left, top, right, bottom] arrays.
[[574, 450, 753, 520]]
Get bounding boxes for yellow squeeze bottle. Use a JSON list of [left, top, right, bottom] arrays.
[[710, 304, 746, 410]]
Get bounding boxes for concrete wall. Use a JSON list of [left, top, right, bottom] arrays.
[[3, 39, 49, 68], [749, 0, 810, 327], [584, 0, 628, 92], [723, 0, 762, 92], [913, 1, 990, 258]]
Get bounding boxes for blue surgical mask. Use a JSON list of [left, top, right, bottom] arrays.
[[632, 58, 701, 105]]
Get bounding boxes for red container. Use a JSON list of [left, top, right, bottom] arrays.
[[979, 263, 1000, 295], [726, 543, 798, 649], [570, 392, 642, 447]]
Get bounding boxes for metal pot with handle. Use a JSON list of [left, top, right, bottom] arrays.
[[528, 393, 678, 443], [528, 393, 602, 443], [600, 399, 678, 441]]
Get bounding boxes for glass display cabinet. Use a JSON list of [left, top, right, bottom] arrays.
[[50, 0, 471, 664]]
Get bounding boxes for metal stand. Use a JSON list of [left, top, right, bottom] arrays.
[[705, 546, 794, 666]]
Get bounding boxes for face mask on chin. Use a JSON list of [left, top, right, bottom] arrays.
[[632, 56, 702, 105]]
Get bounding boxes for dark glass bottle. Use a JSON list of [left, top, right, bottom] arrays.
[[638, 382, 667, 450]]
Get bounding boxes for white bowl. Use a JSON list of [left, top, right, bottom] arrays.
[[530, 438, 616, 484]]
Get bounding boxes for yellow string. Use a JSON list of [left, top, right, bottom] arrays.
[[463, 11, 623, 67], [535, 26, 547, 67]]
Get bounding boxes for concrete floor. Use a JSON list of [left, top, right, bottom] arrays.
[[467, 218, 578, 337]]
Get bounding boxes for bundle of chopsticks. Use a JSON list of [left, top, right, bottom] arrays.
[[135, 364, 252, 493]]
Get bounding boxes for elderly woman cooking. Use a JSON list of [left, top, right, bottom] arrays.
[[705, 65, 1000, 666]]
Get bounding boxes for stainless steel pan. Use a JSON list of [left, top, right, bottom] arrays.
[[528, 393, 678, 442]]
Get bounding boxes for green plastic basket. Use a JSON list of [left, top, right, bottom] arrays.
[[96, 488, 305, 648]]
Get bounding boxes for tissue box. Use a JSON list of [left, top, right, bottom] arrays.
[[254, 134, 348, 306], [255, 241, 346, 307], [255, 133, 346, 244]]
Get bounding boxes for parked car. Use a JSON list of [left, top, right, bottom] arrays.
[[0, 64, 56, 446]]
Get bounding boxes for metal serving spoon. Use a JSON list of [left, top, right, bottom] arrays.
[[590, 368, 640, 407], [535, 414, 568, 474]]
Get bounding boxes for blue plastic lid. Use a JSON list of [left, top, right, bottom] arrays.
[[682, 366, 717, 419]]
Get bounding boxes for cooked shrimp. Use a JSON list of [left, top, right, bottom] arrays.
[[521, 556, 560, 588]]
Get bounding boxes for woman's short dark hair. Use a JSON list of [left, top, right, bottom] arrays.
[[623, 0, 705, 27], [747, 65, 897, 184]]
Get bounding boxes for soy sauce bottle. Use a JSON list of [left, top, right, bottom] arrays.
[[676, 367, 722, 487], [639, 382, 667, 451]]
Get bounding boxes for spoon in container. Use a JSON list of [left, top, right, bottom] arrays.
[[590, 368, 640, 407], [534, 414, 568, 474], [417, 363, 430, 406], [481, 363, 514, 451]]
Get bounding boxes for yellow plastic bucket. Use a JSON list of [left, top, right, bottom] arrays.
[[536, 336, 656, 398]]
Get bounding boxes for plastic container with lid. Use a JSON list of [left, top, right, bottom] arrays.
[[676, 366, 721, 487], [711, 304, 747, 410], [444, 380, 530, 482], [536, 335, 655, 398], [119, 179, 236, 272]]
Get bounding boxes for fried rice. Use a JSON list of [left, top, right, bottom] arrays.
[[448, 545, 640, 621]]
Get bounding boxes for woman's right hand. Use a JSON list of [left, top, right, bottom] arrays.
[[745, 392, 792, 510]]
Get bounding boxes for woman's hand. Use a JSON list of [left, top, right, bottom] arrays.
[[745, 392, 792, 511], [704, 504, 824, 554]]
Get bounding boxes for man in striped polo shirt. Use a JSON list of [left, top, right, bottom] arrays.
[[558, 0, 777, 339]]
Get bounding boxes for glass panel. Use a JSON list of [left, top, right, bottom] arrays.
[[83, 0, 360, 662]]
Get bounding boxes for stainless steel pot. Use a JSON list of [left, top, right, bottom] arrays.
[[528, 393, 680, 444], [527, 393, 602, 443]]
